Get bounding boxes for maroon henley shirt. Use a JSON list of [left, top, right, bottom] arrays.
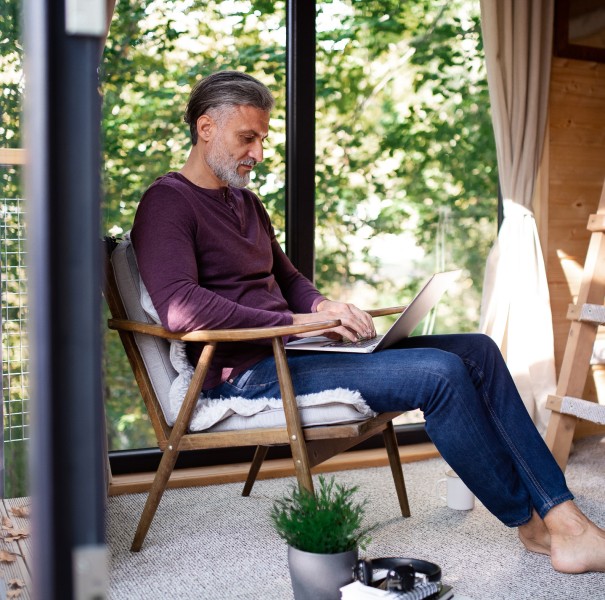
[[131, 172, 326, 389]]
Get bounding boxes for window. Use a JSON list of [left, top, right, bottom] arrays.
[[101, 0, 496, 455]]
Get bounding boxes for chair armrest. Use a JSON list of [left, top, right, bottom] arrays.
[[366, 305, 407, 318], [108, 305, 404, 342], [107, 318, 342, 343]]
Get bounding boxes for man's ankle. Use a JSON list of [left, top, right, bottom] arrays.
[[544, 501, 587, 536]]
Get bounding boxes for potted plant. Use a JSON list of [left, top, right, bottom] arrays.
[[271, 475, 374, 600]]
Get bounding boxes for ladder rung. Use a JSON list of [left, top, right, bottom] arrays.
[[547, 394, 605, 425], [566, 303, 605, 325], [587, 213, 605, 232]]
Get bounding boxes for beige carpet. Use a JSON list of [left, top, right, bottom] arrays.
[[107, 435, 605, 599]]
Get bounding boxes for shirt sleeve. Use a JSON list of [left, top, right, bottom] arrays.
[[270, 238, 327, 313], [130, 183, 294, 332]]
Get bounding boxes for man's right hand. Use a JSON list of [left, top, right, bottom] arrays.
[[291, 300, 376, 342]]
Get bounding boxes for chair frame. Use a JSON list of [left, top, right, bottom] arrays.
[[103, 238, 410, 551]]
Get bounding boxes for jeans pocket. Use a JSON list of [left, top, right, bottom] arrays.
[[230, 368, 254, 390]]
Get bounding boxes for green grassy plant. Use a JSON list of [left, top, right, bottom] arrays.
[[270, 475, 374, 554]]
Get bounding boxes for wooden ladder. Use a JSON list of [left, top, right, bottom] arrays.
[[545, 180, 605, 470]]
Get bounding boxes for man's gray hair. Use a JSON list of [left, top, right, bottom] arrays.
[[184, 70, 275, 144]]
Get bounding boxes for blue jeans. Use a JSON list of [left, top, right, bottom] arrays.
[[207, 333, 573, 527]]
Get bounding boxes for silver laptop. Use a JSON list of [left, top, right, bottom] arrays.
[[286, 270, 461, 354]]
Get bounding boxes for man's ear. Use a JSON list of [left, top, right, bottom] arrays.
[[196, 114, 214, 142]]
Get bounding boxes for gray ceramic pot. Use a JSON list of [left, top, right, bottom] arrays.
[[287, 545, 358, 600]]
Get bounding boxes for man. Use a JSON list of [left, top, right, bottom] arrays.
[[131, 70, 605, 574]]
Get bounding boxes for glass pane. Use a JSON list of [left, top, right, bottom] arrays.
[[100, 1, 497, 449], [101, 1, 288, 450], [314, 1, 498, 425]]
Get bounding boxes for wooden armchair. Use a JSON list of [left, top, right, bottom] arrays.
[[103, 237, 411, 551]]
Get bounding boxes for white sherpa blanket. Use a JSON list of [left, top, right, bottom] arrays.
[[137, 270, 374, 431]]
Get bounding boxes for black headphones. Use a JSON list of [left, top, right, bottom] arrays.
[[353, 557, 441, 593]]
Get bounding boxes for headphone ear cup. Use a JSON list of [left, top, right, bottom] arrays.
[[353, 559, 373, 585]]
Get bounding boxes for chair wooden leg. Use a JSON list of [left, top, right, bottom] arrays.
[[131, 342, 216, 551], [131, 445, 181, 552], [242, 445, 269, 496], [383, 420, 411, 517], [272, 338, 314, 494]]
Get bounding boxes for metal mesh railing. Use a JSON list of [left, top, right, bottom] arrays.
[[1, 197, 29, 445]]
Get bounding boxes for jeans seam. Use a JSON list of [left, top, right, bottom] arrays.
[[463, 357, 555, 510]]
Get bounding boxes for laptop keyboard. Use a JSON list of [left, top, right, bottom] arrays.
[[323, 336, 382, 348]]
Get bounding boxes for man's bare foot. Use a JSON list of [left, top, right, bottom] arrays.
[[544, 501, 605, 573], [518, 510, 551, 555]]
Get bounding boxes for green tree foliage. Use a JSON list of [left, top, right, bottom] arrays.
[[314, 1, 497, 324], [101, 1, 497, 287], [101, 0, 287, 235], [1, 4, 28, 494], [0, 0, 24, 198]]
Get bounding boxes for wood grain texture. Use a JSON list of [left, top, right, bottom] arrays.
[[546, 58, 605, 436]]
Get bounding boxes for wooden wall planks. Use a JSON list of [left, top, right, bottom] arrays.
[[546, 57, 605, 436]]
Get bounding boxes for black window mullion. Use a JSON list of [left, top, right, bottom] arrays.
[[285, 0, 316, 281]]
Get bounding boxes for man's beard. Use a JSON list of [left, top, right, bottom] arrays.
[[205, 136, 256, 188]]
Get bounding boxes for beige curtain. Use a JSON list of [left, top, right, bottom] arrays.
[[479, 0, 555, 432]]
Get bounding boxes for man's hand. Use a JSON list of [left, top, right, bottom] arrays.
[[291, 299, 376, 342]]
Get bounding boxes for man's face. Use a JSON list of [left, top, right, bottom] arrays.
[[204, 105, 270, 188]]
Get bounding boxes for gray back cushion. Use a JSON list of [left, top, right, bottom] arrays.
[[111, 238, 177, 420]]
